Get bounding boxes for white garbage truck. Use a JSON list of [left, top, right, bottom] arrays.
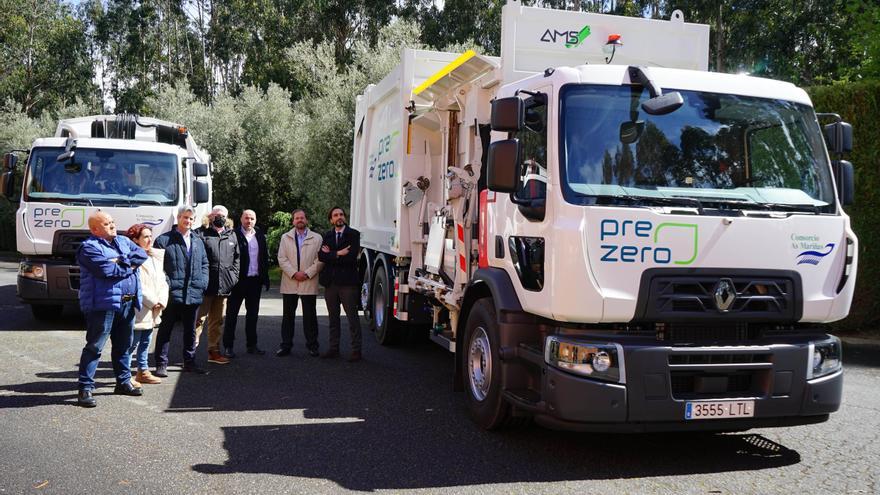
[[350, 0, 857, 432], [1, 114, 213, 320]]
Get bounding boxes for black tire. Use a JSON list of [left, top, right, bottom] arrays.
[[31, 304, 63, 321], [462, 298, 512, 430], [372, 264, 401, 346]]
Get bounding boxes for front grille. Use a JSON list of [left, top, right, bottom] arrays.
[[668, 353, 772, 365], [635, 270, 801, 322], [670, 371, 761, 399], [53, 230, 90, 257], [658, 322, 755, 342]]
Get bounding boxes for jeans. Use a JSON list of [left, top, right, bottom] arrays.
[[280, 294, 318, 352], [324, 285, 362, 353], [128, 328, 153, 371], [77, 299, 136, 391], [154, 302, 199, 367], [223, 276, 263, 349]]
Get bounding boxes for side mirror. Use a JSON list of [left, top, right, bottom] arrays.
[[641, 91, 684, 116], [192, 180, 209, 204], [835, 160, 855, 206], [487, 139, 521, 193], [192, 161, 209, 178], [3, 153, 18, 171], [491, 97, 524, 132], [824, 121, 853, 155]]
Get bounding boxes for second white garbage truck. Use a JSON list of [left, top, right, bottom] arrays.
[[350, 0, 857, 432]]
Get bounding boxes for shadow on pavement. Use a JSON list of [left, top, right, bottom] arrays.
[[166, 316, 802, 489]]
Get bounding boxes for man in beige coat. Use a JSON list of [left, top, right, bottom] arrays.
[[276, 209, 324, 357]]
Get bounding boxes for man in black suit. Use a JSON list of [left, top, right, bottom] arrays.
[[222, 209, 270, 357], [318, 206, 362, 362]]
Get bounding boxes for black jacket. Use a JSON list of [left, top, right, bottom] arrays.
[[318, 226, 360, 287], [153, 227, 209, 305], [233, 226, 270, 289], [195, 226, 240, 296]]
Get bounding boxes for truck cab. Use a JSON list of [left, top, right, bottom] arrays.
[[1, 115, 212, 319]]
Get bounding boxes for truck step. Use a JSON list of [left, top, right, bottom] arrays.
[[503, 389, 544, 413], [429, 330, 455, 352]]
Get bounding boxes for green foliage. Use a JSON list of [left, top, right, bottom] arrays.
[[0, 0, 97, 116], [808, 80, 880, 331], [265, 211, 292, 264]]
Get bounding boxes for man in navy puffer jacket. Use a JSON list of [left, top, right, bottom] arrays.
[[152, 205, 210, 376], [76, 211, 148, 407]]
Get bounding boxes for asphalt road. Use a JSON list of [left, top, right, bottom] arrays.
[[0, 260, 878, 494]]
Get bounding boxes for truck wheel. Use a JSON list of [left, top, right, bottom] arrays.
[[463, 298, 511, 430], [372, 266, 400, 346], [359, 263, 373, 326], [31, 304, 62, 321]]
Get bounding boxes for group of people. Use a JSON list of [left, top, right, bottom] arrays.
[[75, 204, 363, 408]]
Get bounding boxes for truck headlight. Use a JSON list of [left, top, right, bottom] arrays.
[[808, 336, 842, 379], [544, 337, 625, 384], [19, 261, 47, 281]]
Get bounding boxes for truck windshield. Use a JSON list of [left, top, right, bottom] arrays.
[[25, 147, 178, 206], [560, 85, 836, 213]]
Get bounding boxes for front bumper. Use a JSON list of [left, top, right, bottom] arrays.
[[17, 259, 80, 305], [536, 336, 842, 433]]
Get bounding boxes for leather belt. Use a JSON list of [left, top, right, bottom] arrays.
[[121, 294, 136, 302]]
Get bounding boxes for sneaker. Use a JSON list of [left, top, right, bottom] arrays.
[[114, 383, 144, 396], [154, 365, 168, 378], [136, 370, 162, 384], [77, 389, 97, 408], [275, 348, 291, 357], [223, 347, 236, 358], [207, 351, 230, 364], [247, 346, 266, 355], [182, 363, 210, 374]]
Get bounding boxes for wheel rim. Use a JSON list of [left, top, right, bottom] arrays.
[[373, 278, 386, 330], [361, 281, 370, 310], [468, 326, 492, 402]]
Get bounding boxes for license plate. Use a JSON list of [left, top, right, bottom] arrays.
[[685, 400, 755, 420]]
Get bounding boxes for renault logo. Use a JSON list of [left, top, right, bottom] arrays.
[[714, 279, 736, 312]]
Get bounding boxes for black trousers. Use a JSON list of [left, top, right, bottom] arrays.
[[223, 276, 263, 349], [280, 294, 318, 352], [324, 285, 362, 353], [154, 302, 199, 367]]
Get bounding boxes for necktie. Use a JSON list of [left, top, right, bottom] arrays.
[[336, 232, 342, 247]]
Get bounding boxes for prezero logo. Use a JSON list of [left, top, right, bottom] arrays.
[[368, 130, 399, 182], [540, 25, 591, 49], [32, 207, 85, 228], [599, 219, 698, 265]]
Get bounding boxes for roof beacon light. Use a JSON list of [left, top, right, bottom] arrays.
[[604, 34, 623, 64]]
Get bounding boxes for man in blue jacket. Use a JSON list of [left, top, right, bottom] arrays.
[[152, 205, 210, 376], [76, 211, 148, 407]]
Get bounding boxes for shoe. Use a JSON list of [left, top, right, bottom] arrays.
[[114, 382, 144, 396], [130, 377, 142, 388], [275, 348, 291, 357], [223, 347, 236, 358], [320, 350, 340, 359], [154, 365, 168, 378], [207, 351, 230, 364], [181, 363, 210, 374], [136, 370, 162, 384], [308, 349, 319, 357], [347, 351, 362, 363], [247, 346, 266, 355], [77, 389, 97, 408]]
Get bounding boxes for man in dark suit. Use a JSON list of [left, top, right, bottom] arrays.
[[152, 205, 210, 376], [223, 209, 270, 357], [318, 206, 362, 362]]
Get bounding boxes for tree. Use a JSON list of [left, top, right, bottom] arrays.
[[0, 0, 97, 116]]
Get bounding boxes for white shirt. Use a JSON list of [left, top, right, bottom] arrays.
[[180, 229, 192, 253]]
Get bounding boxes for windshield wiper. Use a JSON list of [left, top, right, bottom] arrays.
[[754, 203, 822, 214], [591, 194, 704, 213]]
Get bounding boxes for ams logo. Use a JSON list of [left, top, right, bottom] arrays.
[[540, 25, 591, 49]]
